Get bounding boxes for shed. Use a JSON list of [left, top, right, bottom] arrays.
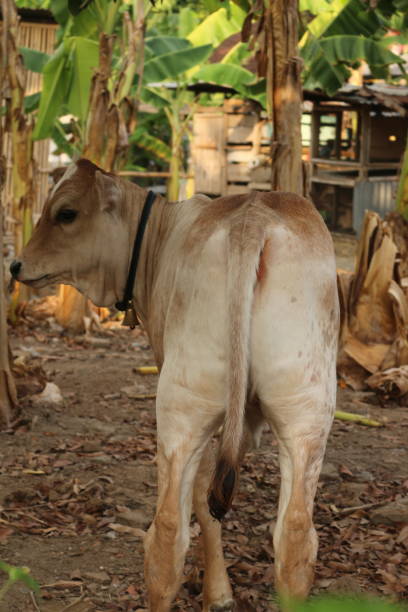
[[192, 85, 408, 234], [306, 84, 408, 233]]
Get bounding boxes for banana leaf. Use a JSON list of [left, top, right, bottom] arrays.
[[300, 0, 382, 46], [33, 36, 98, 140], [221, 42, 250, 65], [187, 4, 245, 48], [320, 35, 405, 69], [144, 44, 213, 83], [66, 37, 99, 121], [193, 63, 254, 90], [50, 121, 79, 158], [140, 86, 171, 110], [32, 43, 70, 140], [145, 36, 191, 60], [20, 47, 50, 73], [130, 128, 172, 162], [23, 92, 41, 113], [178, 6, 200, 37]]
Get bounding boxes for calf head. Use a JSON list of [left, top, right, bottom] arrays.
[[10, 159, 130, 307]]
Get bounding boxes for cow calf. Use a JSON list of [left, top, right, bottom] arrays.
[[11, 158, 339, 611]]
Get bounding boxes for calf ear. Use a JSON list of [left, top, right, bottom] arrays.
[[49, 166, 68, 186], [94, 170, 121, 212]]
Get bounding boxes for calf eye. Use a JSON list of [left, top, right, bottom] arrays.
[[56, 209, 78, 224]]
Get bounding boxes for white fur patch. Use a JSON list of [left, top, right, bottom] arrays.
[[49, 163, 77, 199]]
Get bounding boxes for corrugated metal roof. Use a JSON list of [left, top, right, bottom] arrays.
[[304, 84, 408, 116]]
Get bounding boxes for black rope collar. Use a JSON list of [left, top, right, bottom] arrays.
[[115, 190, 157, 328]]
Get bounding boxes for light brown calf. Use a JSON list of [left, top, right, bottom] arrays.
[[12, 159, 339, 611]]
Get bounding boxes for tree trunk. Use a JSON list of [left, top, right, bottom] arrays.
[[265, 0, 304, 195], [0, 132, 17, 427]]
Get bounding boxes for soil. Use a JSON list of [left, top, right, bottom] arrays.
[[1, 302, 408, 612]]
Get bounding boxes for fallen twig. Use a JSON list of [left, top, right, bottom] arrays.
[[333, 500, 390, 517], [134, 366, 158, 375], [108, 522, 146, 538], [131, 393, 156, 400], [29, 591, 41, 612], [61, 593, 87, 610], [41, 580, 82, 590], [334, 410, 383, 427]]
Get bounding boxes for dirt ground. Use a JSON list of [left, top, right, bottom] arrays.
[[1, 286, 408, 611]]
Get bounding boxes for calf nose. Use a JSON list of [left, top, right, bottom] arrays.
[[10, 260, 22, 279]]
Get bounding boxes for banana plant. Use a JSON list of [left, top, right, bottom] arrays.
[[137, 4, 258, 198], [299, 0, 408, 94]]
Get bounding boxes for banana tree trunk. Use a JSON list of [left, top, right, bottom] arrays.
[[2, 0, 35, 275], [265, 0, 304, 195], [166, 108, 182, 201], [0, 167, 17, 428], [397, 130, 408, 221]]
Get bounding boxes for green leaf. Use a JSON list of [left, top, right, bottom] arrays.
[[50, 122, 78, 158], [144, 44, 213, 83], [193, 63, 254, 90], [320, 35, 404, 67], [145, 36, 192, 61], [178, 7, 200, 38], [187, 4, 246, 48], [68, 0, 93, 16], [32, 44, 70, 140], [140, 86, 172, 110], [300, 0, 383, 47], [65, 37, 99, 122], [221, 42, 250, 65], [49, 0, 71, 26], [24, 92, 41, 113], [241, 79, 267, 109], [0, 561, 39, 592], [130, 128, 171, 162], [302, 42, 351, 95], [324, 0, 383, 37], [20, 47, 50, 73], [300, 0, 353, 45], [294, 596, 405, 612]]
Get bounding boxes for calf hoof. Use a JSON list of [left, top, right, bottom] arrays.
[[209, 599, 234, 611]]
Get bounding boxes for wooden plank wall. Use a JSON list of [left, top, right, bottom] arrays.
[[193, 100, 272, 197], [192, 109, 226, 195]]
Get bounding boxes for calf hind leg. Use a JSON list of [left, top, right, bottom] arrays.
[[263, 396, 334, 606], [193, 441, 234, 612], [144, 386, 224, 611]]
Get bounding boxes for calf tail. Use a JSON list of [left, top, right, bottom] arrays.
[[208, 215, 265, 520]]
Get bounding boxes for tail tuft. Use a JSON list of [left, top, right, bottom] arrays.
[[208, 458, 238, 521]]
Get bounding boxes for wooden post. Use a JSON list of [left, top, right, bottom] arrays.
[[265, 0, 304, 195], [335, 112, 342, 159], [359, 109, 371, 179], [311, 108, 320, 159]]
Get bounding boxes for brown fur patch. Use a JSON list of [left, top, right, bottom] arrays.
[[208, 458, 238, 521], [256, 248, 266, 283]]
